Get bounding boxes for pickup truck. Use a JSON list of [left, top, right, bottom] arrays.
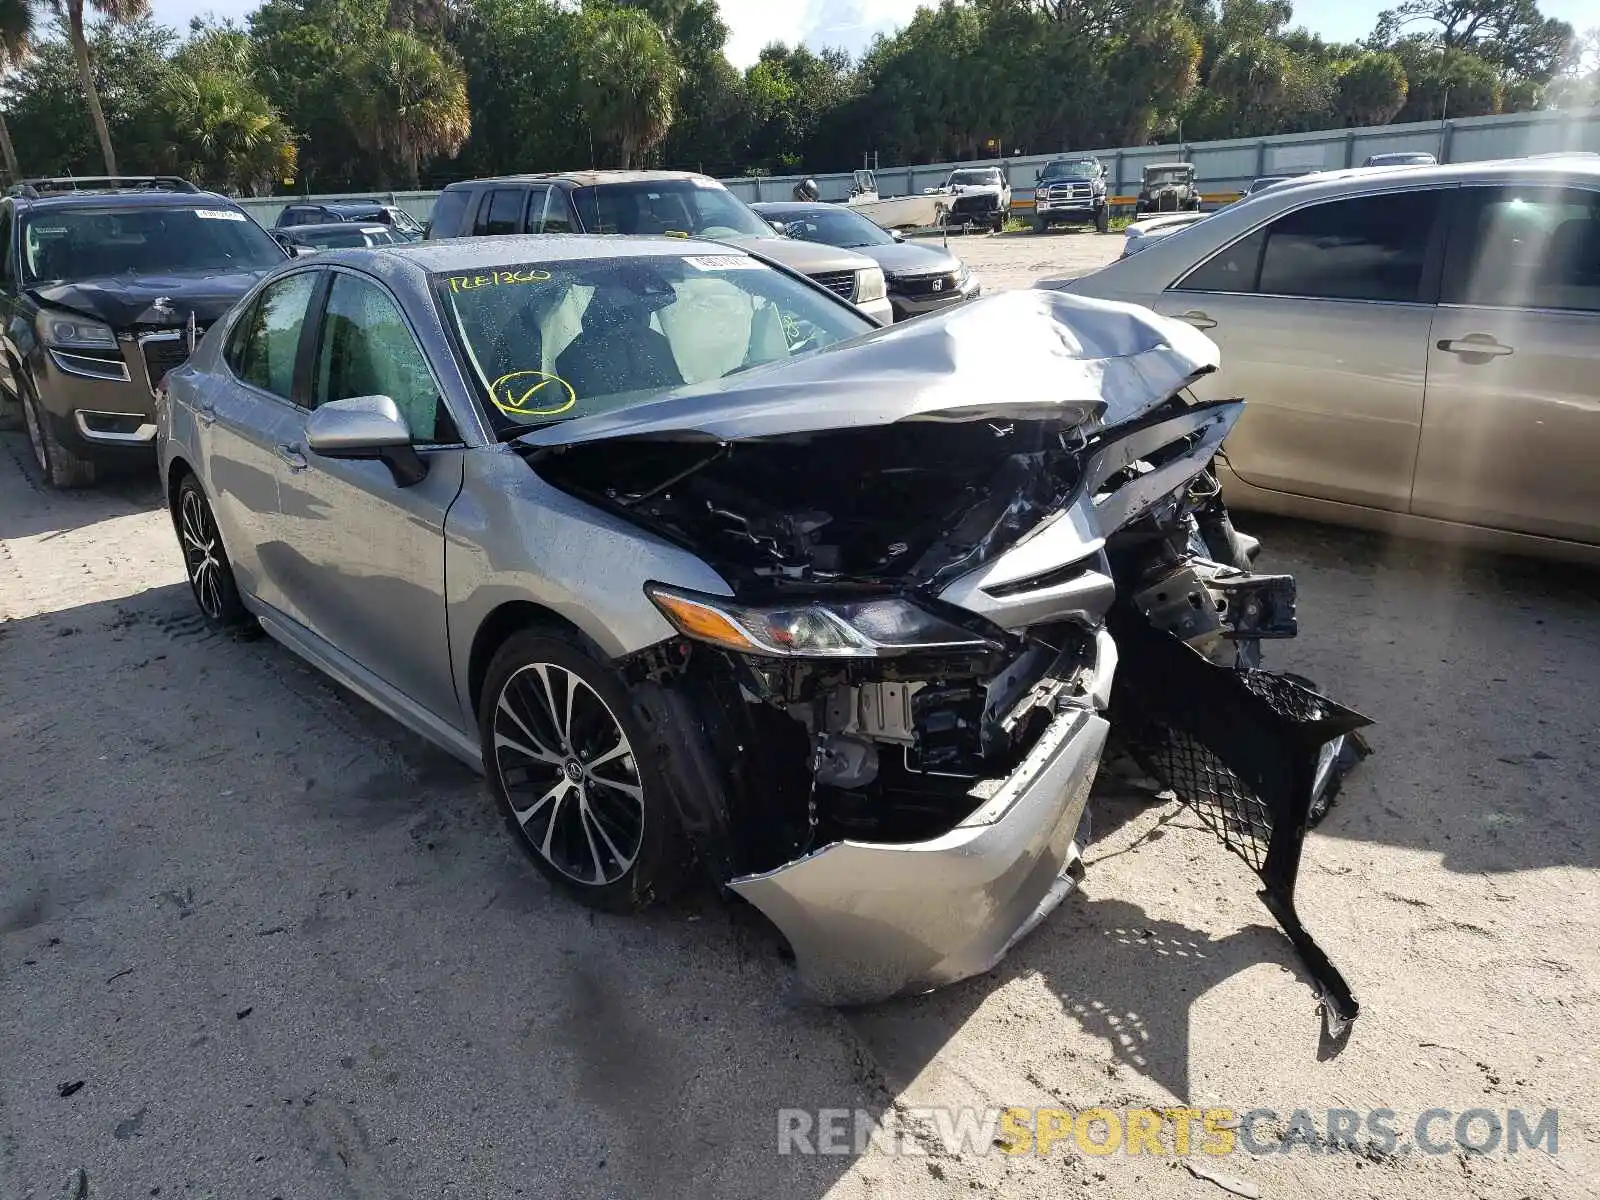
[[1030, 157, 1109, 233]]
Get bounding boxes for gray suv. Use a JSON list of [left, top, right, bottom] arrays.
[[424, 171, 893, 324]]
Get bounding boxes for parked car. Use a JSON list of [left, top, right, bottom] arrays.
[[156, 235, 1369, 1025], [424, 171, 893, 324], [939, 167, 1010, 232], [274, 222, 406, 252], [751, 201, 980, 320], [1364, 152, 1437, 168], [1119, 210, 1209, 257], [0, 175, 288, 487], [1050, 157, 1600, 564], [1031, 156, 1110, 233], [1136, 162, 1201, 214], [275, 201, 424, 241]]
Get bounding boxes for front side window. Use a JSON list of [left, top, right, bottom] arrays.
[[436, 253, 874, 434], [313, 273, 452, 442], [571, 180, 773, 239], [1256, 190, 1442, 303], [229, 271, 318, 400], [21, 206, 285, 284], [1444, 185, 1599, 313]]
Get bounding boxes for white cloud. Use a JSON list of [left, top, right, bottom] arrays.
[[719, 0, 920, 68]]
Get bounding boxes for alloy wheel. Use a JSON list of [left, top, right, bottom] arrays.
[[491, 662, 645, 887], [179, 487, 226, 620]]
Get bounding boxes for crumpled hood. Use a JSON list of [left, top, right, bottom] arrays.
[[28, 269, 272, 329], [516, 288, 1219, 450]]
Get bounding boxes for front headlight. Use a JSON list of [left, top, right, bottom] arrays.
[[854, 265, 887, 304], [40, 313, 118, 350], [645, 585, 998, 659]]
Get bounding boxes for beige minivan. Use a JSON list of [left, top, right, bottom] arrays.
[[1055, 156, 1600, 565]]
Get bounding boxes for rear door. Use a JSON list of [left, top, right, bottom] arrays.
[[1413, 183, 1600, 543], [271, 268, 466, 720], [1155, 188, 1448, 512]]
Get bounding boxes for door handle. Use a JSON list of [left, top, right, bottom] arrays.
[[276, 442, 308, 471], [1437, 336, 1513, 358], [1177, 310, 1217, 330]]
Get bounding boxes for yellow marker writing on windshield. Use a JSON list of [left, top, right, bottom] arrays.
[[489, 370, 576, 419], [448, 268, 552, 293]]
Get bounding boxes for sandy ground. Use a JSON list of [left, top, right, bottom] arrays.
[[3, 234, 1598, 1200]]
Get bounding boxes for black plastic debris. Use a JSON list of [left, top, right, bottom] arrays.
[[1108, 603, 1374, 1040]]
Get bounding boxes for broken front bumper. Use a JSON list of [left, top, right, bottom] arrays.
[[731, 634, 1115, 1005]]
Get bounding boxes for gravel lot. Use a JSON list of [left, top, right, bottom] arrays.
[[3, 233, 1597, 1200]]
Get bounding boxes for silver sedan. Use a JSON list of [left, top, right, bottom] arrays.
[[156, 236, 1368, 1020]]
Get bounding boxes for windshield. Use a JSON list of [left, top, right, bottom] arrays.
[[1040, 161, 1096, 182], [21, 206, 284, 284], [770, 206, 893, 249], [948, 170, 1002, 187], [571, 180, 773, 240], [437, 253, 874, 435], [1145, 168, 1191, 186]]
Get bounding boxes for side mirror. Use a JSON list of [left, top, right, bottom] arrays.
[[304, 394, 428, 487], [766, 219, 787, 235], [290, 244, 318, 257], [890, 228, 905, 242], [1034, 171, 1041, 183]]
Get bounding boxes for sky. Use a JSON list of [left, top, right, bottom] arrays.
[[145, 0, 1596, 69]]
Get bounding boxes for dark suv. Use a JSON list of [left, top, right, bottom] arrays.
[[0, 176, 287, 487], [274, 201, 424, 241]]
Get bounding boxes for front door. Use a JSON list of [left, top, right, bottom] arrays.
[[272, 268, 466, 721], [1412, 183, 1600, 544], [206, 269, 322, 610], [1155, 187, 1447, 513]]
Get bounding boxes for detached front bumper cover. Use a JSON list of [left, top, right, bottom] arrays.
[[1107, 605, 1373, 1040]]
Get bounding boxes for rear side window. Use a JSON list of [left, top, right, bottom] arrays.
[[1443, 185, 1600, 313], [527, 187, 576, 234], [227, 272, 318, 400], [1256, 191, 1442, 302], [426, 188, 472, 239], [475, 189, 527, 237]]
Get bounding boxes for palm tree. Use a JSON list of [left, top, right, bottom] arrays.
[[340, 29, 469, 188], [0, 0, 35, 184], [53, 0, 150, 177], [580, 6, 680, 169], [161, 69, 298, 196]]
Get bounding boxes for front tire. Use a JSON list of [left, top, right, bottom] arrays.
[[480, 631, 689, 912], [1032, 216, 1047, 234], [20, 374, 96, 489], [1095, 204, 1110, 234], [175, 474, 251, 630]]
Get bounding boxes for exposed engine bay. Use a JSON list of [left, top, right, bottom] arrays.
[[517, 287, 1372, 1030]]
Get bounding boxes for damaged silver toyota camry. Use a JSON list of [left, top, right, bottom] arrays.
[[157, 236, 1370, 1034]]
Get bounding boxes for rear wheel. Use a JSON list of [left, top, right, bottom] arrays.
[[20, 374, 96, 489], [480, 631, 689, 912]]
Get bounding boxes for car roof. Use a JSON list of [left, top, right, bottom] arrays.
[[1145, 162, 1192, 170], [443, 170, 712, 190], [287, 222, 393, 235], [324, 232, 753, 275], [16, 189, 240, 211], [750, 201, 860, 214]]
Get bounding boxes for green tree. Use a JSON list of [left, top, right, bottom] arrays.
[[52, 0, 152, 176], [578, 4, 679, 168], [0, 0, 37, 183], [1333, 50, 1409, 125], [159, 67, 298, 194], [1392, 40, 1503, 119], [1374, 0, 1573, 82], [338, 27, 470, 186]]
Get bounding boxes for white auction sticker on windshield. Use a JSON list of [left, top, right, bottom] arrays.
[[682, 254, 762, 270], [195, 209, 246, 221]]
